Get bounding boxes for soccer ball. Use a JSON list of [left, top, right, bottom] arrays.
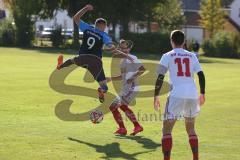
[[89, 109, 104, 124]]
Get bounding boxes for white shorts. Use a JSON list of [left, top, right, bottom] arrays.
[[163, 96, 200, 120], [112, 90, 138, 106]]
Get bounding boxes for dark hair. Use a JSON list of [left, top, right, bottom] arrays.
[[95, 18, 107, 25], [170, 30, 185, 46]]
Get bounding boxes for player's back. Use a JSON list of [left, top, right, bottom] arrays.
[[79, 21, 112, 58], [80, 28, 104, 56], [161, 48, 202, 99]]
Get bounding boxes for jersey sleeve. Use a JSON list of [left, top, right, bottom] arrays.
[[193, 55, 202, 73], [156, 54, 169, 75], [103, 33, 112, 46], [79, 20, 91, 32]]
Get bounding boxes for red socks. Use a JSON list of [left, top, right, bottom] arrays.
[[110, 104, 141, 130], [161, 134, 198, 160], [110, 106, 125, 128], [119, 105, 140, 127], [162, 134, 172, 160], [189, 135, 199, 160]]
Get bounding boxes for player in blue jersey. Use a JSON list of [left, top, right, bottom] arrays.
[[57, 4, 133, 103]]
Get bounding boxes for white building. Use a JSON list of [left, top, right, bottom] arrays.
[[0, 0, 10, 20], [35, 10, 73, 31], [181, 0, 240, 43], [181, 0, 204, 43], [0, 0, 73, 30], [230, 0, 240, 27]]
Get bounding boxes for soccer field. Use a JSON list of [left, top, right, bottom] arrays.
[[0, 47, 240, 160]]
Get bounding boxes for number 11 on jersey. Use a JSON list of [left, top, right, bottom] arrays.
[[175, 58, 191, 77]]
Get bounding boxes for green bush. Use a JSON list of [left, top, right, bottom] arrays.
[[233, 33, 240, 57], [124, 32, 172, 54], [202, 32, 239, 58], [0, 19, 16, 46], [50, 27, 64, 48], [202, 39, 215, 57]]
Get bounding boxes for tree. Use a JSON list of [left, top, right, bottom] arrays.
[[60, 0, 102, 47], [133, 0, 164, 32], [91, 0, 119, 39], [58, 0, 177, 41], [61, 0, 84, 47], [101, 0, 164, 36], [103, 0, 139, 37], [60, 0, 145, 37], [153, 0, 185, 32], [200, 0, 226, 38], [3, 0, 39, 46], [3, 0, 59, 47]]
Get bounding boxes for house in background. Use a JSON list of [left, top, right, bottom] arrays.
[[230, 0, 240, 27], [34, 0, 240, 39], [181, 0, 240, 43], [0, 0, 10, 20], [0, 0, 74, 31], [1, 0, 239, 41], [35, 10, 73, 31], [181, 0, 204, 43], [0, 1, 75, 33], [0, 0, 73, 31]]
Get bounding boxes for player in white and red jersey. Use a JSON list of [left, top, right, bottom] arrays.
[[107, 39, 145, 136], [154, 30, 206, 160]]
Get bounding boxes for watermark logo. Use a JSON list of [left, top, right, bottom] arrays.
[[49, 55, 170, 121]]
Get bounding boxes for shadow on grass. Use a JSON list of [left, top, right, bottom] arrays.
[[115, 135, 161, 150], [68, 137, 154, 160]]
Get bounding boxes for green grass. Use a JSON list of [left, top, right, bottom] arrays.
[[0, 47, 240, 160]]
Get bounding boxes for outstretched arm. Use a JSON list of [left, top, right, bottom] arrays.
[[106, 68, 124, 82], [114, 49, 135, 62], [103, 42, 134, 62], [105, 45, 134, 62], [107, 75, 122, 82], [127, 66, 146, 84], [73, 4, 93, 25]]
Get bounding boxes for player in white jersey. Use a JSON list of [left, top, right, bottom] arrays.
[[107, 39, 145, 136], [154, 30, 206, 160]]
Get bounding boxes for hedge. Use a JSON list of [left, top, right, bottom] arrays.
[[202, 31, 240, 58], [124, 32, 172, 54]]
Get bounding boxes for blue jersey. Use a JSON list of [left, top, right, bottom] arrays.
[[79, 20, 112, 58]]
